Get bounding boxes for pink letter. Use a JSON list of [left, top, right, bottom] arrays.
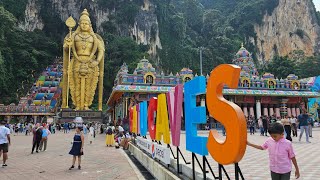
[[167, 85, 183, 146]]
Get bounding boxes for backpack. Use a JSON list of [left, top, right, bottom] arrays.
[[106, 127, 113, 135]]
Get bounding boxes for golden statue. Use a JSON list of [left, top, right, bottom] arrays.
[[62, 9, 105, 111]]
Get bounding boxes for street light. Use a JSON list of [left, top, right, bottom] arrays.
[[199, 47, 204, 76]]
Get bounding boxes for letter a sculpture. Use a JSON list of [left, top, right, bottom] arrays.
[[62, 9, 105, 111]]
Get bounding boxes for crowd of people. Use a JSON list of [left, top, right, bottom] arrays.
[[246, 112, 315, 143]]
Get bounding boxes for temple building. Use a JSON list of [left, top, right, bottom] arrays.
[[223, 45, 319, 118], [107, 46, 320, 124], [106, 57, 193, 122]]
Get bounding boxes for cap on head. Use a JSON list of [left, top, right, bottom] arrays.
[[79, 9, 91, 23]]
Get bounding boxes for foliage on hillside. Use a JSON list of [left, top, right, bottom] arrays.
[[0, 6, 59, 104]]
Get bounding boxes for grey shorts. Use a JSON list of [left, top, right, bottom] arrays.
[[0, 143, 9, 153]]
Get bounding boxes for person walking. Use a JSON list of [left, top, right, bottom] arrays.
[[281, 116, 292, 141], [308, 115, 314, 138], [31, 126, 43, 154], [69, 126, 84, 170], [83, 124, 87, 135], [88, 125, 95, 144], [297, 110, 310, 143], [248, 118, 255, 135], [0, 120, 11, 167], [247, 123, 300, 180], [290, 116, 298, 137]]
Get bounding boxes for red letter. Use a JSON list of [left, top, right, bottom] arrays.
[[148, 97, 157, 140]]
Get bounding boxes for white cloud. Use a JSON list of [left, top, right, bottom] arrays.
[[314, 0, 320, 11]]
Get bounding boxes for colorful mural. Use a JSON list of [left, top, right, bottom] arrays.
[[306, 76, 320, 120]]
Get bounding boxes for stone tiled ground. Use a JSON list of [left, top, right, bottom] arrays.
[[175, 128, 320, 180], [0, 131, 139, 180]]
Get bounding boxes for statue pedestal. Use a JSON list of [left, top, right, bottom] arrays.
[[60, 109, 103, 123]]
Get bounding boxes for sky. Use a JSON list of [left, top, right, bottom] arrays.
[[315, 0, 320, 11]]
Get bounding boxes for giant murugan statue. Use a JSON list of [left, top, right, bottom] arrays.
[[62, 9, 104, 111]]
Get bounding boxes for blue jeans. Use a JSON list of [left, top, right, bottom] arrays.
[[299, 126, 309, 142], [260, 127, 264, 135]]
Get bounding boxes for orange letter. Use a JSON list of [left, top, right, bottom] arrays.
[[206, 64, 247, 165]]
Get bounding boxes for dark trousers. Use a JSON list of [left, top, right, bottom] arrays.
[[284, 125, 292, 141], [271, 171, 291, 180], [32, 140, 41, 152], [263, 126, 268, 136], [249, 127, 255, 134], [291, 123, 297, 137]]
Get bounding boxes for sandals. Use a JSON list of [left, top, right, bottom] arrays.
[[69, 165, 74, 170]]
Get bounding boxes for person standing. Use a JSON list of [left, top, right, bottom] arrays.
[[0, 120, 11, 167], [69, 126, 84, 170], [258, 117, 264, 136], [88, 125, 95, 144], [281, 116, 292, 141], [63, 122, 68, 134], [262, 116, 268, 136], [297, 110, 310, 143], [39, 126, 50, 151], [83, 124, 87, 135], [105, 124, 115, 147], [248, 118, 255, 135], [308, 116, 314, 138], [290, 116, 298, 137], [32, 126, 43, 153]]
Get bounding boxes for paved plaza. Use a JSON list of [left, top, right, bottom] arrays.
[[0, 131, 141, 180], [1, 128, 319, 180], [175, 128, 320, 180]]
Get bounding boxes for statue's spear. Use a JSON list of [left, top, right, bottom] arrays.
[[65, 16, 76, 108]]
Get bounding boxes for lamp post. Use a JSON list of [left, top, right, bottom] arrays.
[[199, 47, 203, 76]]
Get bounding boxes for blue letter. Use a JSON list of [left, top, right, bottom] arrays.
[[140, 101, 148, 136], [184, 76, 208, 155]]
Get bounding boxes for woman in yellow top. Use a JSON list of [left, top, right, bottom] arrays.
[[281, 116, 292, 141]]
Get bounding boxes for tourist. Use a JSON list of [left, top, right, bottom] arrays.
[[31, 126, 43, 154], [262, 116, 268, 136], [120, 132, 132, 150], [308, 115, 314, 138], [258, 117, 264, 136], [105, 123, 115, 147], [83, 124, 87, 134], [39, 126, 50, 151], [290, 116, 298, 137], [297, 110, 310, 143], [248, 117, 255, 135], [88, 125, 95, 144], [69, 126, 84, 170], [0, 120, 11, 167], [247, 123, 300, 180], [281, 116, 292, 141], [63, 122, 68, 133]]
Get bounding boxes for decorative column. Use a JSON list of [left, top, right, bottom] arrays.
[[256, 100, 262, 119], [249, 105, 255, 117], [275, 106, 281, 118], [291, 107, 297, 117], [125, 97, 128, 118], [243, 105, 248, 117], [263, 105, 269, 116], [287, 105, 292, 117], [296, 106, 301, 116], [280, 99, 289, 117], [269, 105, 274, 116]]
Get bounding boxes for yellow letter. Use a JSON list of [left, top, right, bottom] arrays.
[[132, 105, 138, 133], [155, 94, 171, 144]]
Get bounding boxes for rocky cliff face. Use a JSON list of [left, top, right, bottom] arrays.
[[253, 0, 320, 63], [19, 0, 161, 57]]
